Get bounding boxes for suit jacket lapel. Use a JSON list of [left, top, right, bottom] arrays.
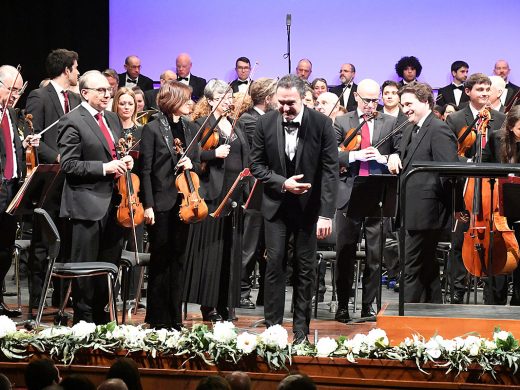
[[403, 114, 432, 169], [295, 111, 307, 171], [8, 108, 24, 177], [464, 106, 474, 126], [372, 115, 382, 145], [47, 84, 65, 117], [276, 115, 286, 175], [79, 107, 113, 158]]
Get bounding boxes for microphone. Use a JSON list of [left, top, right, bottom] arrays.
[[286, 14, 291, 27]]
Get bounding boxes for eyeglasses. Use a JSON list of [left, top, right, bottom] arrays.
[[0, 79, 23, 95], [357, 95, 379, 105], [84, 87, 113, 95]]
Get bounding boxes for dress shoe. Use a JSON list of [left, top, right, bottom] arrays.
[[451, 291, 465, 304], [334, 307, 351, 323], [202, 308, 223, 322], [0, 302, 21, 318], [393, 281, 400, 292], [293, 331, 309, 345], [361, 304, 377, 318], [239, 298, 256, 309]]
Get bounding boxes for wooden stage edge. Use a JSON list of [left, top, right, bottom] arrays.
[[3, 306, 520, 389]]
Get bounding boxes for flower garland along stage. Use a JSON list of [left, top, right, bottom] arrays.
[[1, 315, 520, 378]]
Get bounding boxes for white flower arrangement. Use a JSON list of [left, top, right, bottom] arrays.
[[1, 321, 520, 377]]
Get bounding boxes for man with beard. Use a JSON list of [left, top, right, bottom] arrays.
[[493, 60, 519, 107], [436, 61, 470, 108], [330, 63, 357, 112]]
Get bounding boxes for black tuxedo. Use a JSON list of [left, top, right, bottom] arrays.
[[0, 108, 25, 305], [139, 113, 200, 328], [399, 112, 459, 303], [57, 104, 124, 323], [505, 82, 519, 107], [334, 111, 399, 309], [25, 84, 81, 163], [144, 88, 159, 110], [230, 79, 251, 94], [250, 107, 338, 335], [330, 83, 357, 112], [178, 74, 206, 102], [118, 72, 154, 92], [237, 107, 261, 145], [446, 105, 505, 159], [436, 84, 469, 108]]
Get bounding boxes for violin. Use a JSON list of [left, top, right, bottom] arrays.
[[457, 108, 491, 157], [339, 111, 379, 151], [24, 114, 38, 177], [199, 107, 233, 151], [461, 111, 520, 277], [115, 136, 144, 228], [174, 138, 208, 224]]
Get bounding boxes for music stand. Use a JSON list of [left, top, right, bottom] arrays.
[[345, 174, 398, 321], [6, 164, 62, 216]]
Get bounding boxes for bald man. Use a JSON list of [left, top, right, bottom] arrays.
[[488, 75, 507, 112], [175, 53, 207, 101], [295, 59, 312, 80], [315, 92, 340, 122], [118, 55, 154, 91], [144, 69, 177, 110], [493, 59, 519, 107], [334, 79, 399, 323], [330, 63, 358, 112]]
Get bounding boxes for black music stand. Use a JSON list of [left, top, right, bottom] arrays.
[[346, 174, 398, 321], [6, 164, 63, 216]]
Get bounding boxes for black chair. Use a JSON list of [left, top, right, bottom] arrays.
[[12, 239, 31, 312], [314, 218, 338, 318], [34, 208, 119, 327], [119, 249, 150, 323]]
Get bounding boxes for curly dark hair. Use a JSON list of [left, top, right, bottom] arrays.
[[395, 56, 422, 78]]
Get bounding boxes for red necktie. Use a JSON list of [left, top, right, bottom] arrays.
[[95, 113, 117, 159], [359, 116, 371, 176], [62, 90, 70, 113], [1, 111, 14, 179]]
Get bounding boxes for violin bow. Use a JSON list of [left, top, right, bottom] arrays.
[[329, 74, 355, 116]]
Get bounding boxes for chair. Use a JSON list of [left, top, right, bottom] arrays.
[[34, 208, 119, 327], [314, 218, 337, 318], [119, 249, 150, 323]]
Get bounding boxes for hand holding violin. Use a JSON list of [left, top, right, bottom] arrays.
[[178, 156, 193, 170]]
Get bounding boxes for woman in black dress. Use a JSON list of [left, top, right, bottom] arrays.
[[139, 81, 200, 329], [482, 105, 520, 305], [184, 79, 250, 321]]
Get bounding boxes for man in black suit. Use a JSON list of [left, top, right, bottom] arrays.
[[57, 70, 133, 324], [118, 55, 154, 92], [237, 78, 277, 309], [176, 53, 206, 102], [493, 59, 519, 107], [144, 70, 177, 110], [250, 74, 338, 343], [0, 65, 40, 317], [25, 48, 81, 309], [388, 82, 459, 303], [334, 79, 399, 322], [436, 61, 470, 108], [231, 57, 253, 94], [395, 56, 422, 88], [330, 63, 357, 112], [445, 73, 505, 303]]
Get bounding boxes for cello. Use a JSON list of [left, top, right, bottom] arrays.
[[461, 109, 520, 277]]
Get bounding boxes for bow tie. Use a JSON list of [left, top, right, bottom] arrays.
[[178, 77, 189, 82], [282, 121, 299, 133], [127, 78, 137, 84], [237, 80, 248, 85], [344, 84, 352, 89], [454, 85, 464, 91]]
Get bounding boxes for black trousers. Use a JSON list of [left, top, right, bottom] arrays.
[[145, 204, 189, 328], [335, 212, 385, 307], [264, 214, 316, 335], [403, 229, 443, 303], [240, 210, 265, 300], [68, 206, 123, 324], [0, 180, 20, 303], [448, 220, 469, 294]]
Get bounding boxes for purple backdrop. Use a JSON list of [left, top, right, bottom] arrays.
[[109, 0, 520, 89]]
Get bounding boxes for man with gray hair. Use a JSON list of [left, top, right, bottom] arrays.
[[250, 74, 338, 344], [493, 59, 519, 107], [144, 69, 177, 110], [57, 70, 133, 324], [118, 55, 154, 91], [488, 75, 507, 112], [176, 53, 206, 101]]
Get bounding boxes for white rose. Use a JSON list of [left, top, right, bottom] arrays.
[[0, 315, 17, 338], [426, 346, 441, 359], [440, 339, 456, 353], [469, 343, 480, 356], [367, 329, 389, 347], [463, 336, 481, 352], [316, 337, 338, 357], [38, 326, 72, 339], [260, 325, 288, 349], [454, 337, 465, 349], [165, 330, 181, 349], [236, 332, 258, 354], [484, 340, 497, 350], [71, 321, 96, 339], [156, 328, 168, 343], [212, 321, 236, 344], [494, 330, 510, 342]]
